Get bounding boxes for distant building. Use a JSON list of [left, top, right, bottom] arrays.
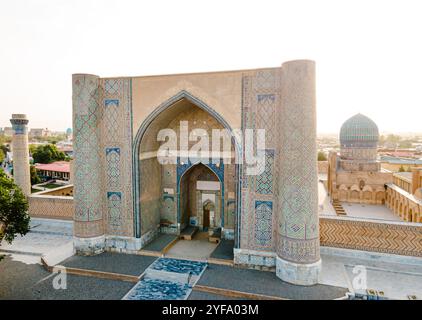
[[380, 155, 422, 172], [66, 128, 72, 141], [29, 128, 51, 138], [327, 114, 421, 222], [3, 127, 14, 137], [327, 114, 392, 205], [35, 161, 70, 181], [386, 168, 422, 222], [56, 143, 73, 157]]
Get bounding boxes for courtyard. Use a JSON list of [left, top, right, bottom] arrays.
[[1, 218, 422, 300]]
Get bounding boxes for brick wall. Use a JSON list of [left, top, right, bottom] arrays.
[[320, 216, 422, 257]]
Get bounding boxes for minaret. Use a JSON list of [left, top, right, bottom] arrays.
[[72, 74, 105, 255], [10, 114, 31, 196], [276, 60, 321, 285]]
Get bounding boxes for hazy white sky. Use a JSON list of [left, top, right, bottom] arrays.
[[0, 0, 421, 133]]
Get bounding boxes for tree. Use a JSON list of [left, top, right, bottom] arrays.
[[398, 165, 406, 172], [32, 144, 66, 164], [30, 165, 41, 185], [318, 151, 327, 161], [0, 168, 30, 260], [0, 149, 4, 164]]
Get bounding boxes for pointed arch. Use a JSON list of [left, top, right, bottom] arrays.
[[132, 90, 242, 247]]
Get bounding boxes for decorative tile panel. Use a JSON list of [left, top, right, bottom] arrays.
[[255, 150, 274, 194], [107, 192, 122, 229], [106, 147, 121, 190], [254, 201, 273, 247]]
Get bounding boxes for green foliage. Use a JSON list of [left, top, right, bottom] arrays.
[[0, 135, 11, 146], [29, 144, 37, 155], [0, 149, 4, 164], [32, 144, 66, 164], [317, 151, 327, 161], [30, 165, 41, 185], [0, 168, 30, 246], [398, 165, 406, 172]]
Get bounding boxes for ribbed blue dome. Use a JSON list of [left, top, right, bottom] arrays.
[[340, 113, 379, 148]]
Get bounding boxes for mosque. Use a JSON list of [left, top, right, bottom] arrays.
[[327, 113, 392, 205], [7, 61, 421, 290], [71, 60, 321, 285], [327, 113, 422, 222]]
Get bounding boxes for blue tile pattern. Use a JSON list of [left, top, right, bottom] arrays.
[[254, 200, 273, 247], [125, 278, 191, 300], [256, 150, 274, 194], [150, 258, 207, 276], [124, 258, 208, 300]]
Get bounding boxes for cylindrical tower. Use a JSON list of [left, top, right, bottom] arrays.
[[72, 74, 105, 255], [276, 60, 321, 285], [10, 114, 31, 196]]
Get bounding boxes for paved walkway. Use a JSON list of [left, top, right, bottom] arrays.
[[197, 264, 348, 300], [0, 218, 73, 263], [319, 251, 422, 299], [165, 234, 218, 260], [142, 234, 177, 252], [61, 252, 156, 276], [123, 258, 208, 300], [210, 240, 234, 260]]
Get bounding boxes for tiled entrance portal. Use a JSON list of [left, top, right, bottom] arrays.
[[123, 258, 207, 300]]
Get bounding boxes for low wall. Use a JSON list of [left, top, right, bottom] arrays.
[[320, 215, 422, 257], [28, 194, 74, 220]]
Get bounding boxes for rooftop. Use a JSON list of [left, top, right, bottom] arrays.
[[380, 155, 422, 165], [394, 171, 412, 181], [35, 161, 70, 173], [339, 113, 379, 148]]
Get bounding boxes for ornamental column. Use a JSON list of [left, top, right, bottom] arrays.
[[10, 114, 31, 196], [72, 74, 105, 255], [276, 60, 321, 285]]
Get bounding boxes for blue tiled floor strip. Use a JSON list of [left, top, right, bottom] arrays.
[[123, 258, 207, 300]]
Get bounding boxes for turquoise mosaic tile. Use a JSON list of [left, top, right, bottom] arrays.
[[124, 278, 191, 300], [150, 258, 207, 276]]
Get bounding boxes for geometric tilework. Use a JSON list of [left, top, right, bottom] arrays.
[[277, 62, 320, 264], [107, 192, 122, 228], [104, 79, 122, 97], [320, 217, 422, 257], [254, 201, 272, 247], [240, 69, 281, 252], [28, 196, 74, 220], [100, 77, 133, 237], [104, 99, 120, 143], [256, 94, 276, 147], [73, 74, 102, 223], [255, 150, 274, 194], [176, 157, 225, 226], [106, 148, 120, 190]]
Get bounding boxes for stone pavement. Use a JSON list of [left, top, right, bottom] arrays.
[[165, 235, 218, 260], [123, 258, 208, 300], [61, 252, 156, 276], [197, 264, 348, 300], [319, 249, 422, 299], [0, 218, 73, 259]]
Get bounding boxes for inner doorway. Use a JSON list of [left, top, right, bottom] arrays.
[[179, 163, 221, 234]]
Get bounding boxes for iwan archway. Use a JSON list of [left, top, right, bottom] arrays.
[[73, 62, 321, 286], [132, 91, 240, 246]]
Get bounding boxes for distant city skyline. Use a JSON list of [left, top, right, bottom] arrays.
[[1, 0, 422, 133]]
